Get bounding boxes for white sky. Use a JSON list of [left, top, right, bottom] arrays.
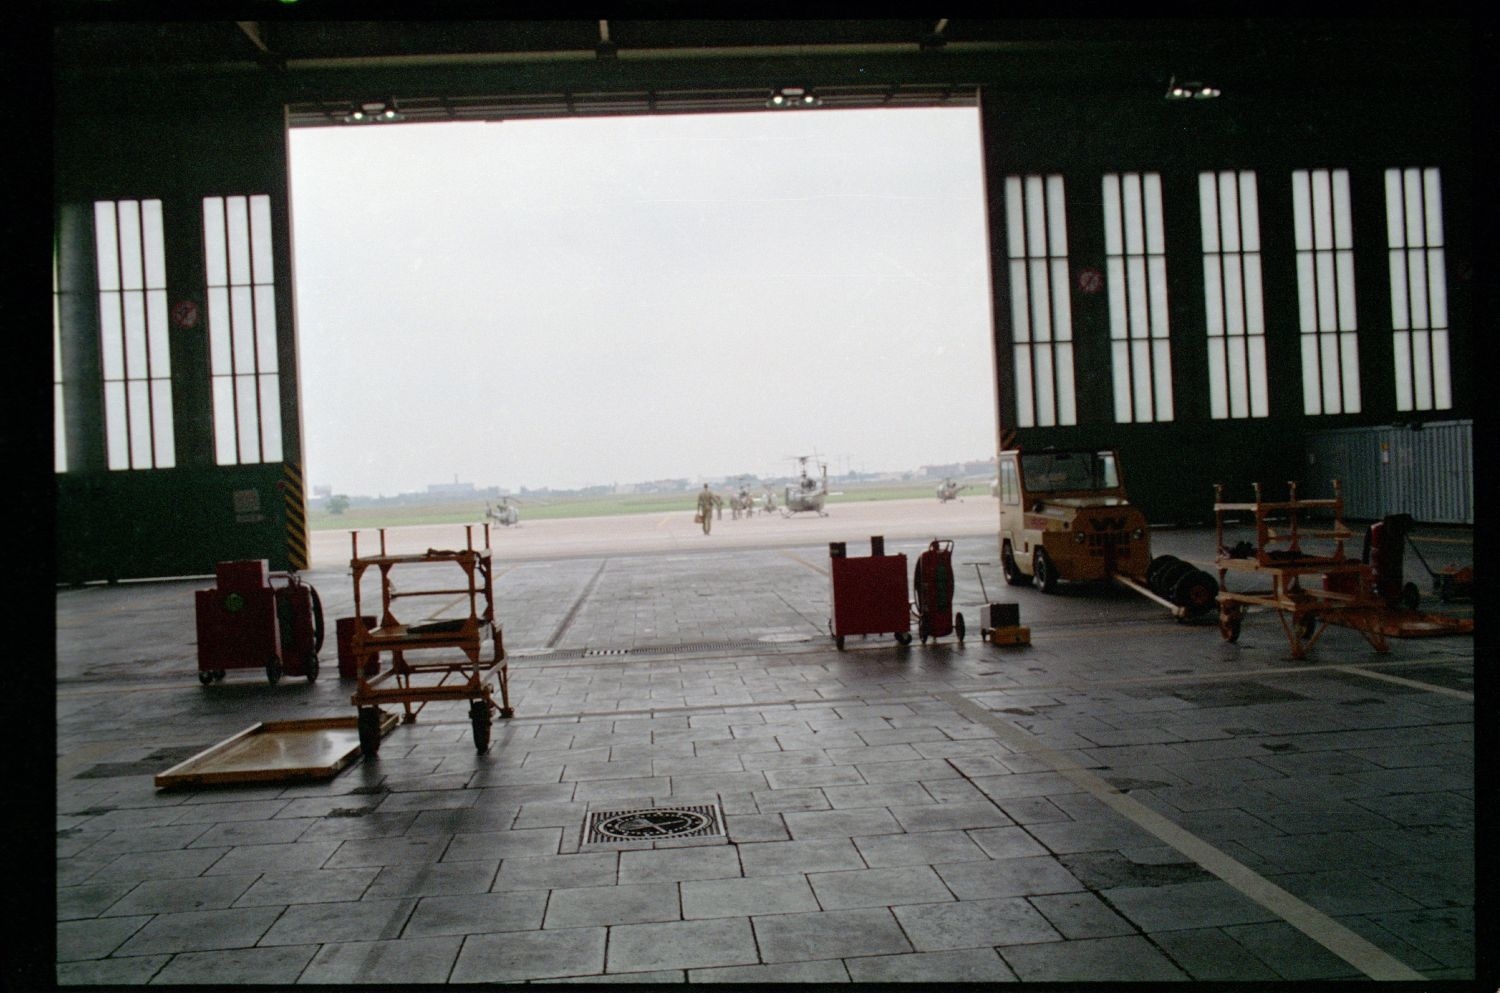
[[288, 106, 997, 496]]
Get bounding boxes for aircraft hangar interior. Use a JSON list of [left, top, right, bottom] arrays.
[[42, 15, 1480, 988]]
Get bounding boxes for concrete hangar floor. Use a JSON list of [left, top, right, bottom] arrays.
[[54, 498, 1474, 983]]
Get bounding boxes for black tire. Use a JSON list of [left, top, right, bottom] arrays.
[[304, 651, 319, 683], [835, 634, 845, 651], [895, 631, 912, 646], [1033, 549, 1058, 593], [1001, 542, 1031, 587], [1146, 554, 1182, 588], [955, 613, 966, 644], [1152, 560, 1196, 599], [470, 701, 491, 753], [198, 670, 214, 685], [266, 655, 282, 685], [1171, 569, 1220, 615], [919, 615, 930, 644], [308, 584, 326, 653], [357, 708, 381, 757], [1400, 582, 1421, 610]]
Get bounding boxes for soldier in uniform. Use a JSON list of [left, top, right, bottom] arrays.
[[696, 484, 716, 534]]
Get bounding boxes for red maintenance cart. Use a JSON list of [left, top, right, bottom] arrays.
[[195, 560, 325, 685], [828, 536, 913, 649], [913, 539, 965, 644]]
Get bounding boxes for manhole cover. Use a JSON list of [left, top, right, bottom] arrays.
[[584, 804, 724, 844]]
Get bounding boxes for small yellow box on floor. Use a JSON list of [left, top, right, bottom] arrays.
[[985, 626, 1031, 646]]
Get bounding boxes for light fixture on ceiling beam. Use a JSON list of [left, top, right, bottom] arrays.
[[921, 19, 948, 51], [343, 99, 404, 124], [1165, 76, 1221, 101], [767, 86, 820, 109], [596, 20, 617, 60]]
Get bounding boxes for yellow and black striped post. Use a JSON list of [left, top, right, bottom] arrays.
[[282, 461, 309, 571]]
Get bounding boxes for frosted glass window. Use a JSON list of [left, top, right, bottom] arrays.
[[94, 199, 175, 469], [204, 194, 282, 463], [1006, 174, 1076, 428], [1293, 169, 1360, 415], [1103, 172, 1173, 422], [1200, 171, 1269, 419], [1385, 168, 1451, 411]]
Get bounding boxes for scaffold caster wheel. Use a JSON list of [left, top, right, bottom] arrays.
[[919, 616, 930, 644], [955, 613, 966, 644], [894, 631, 912, 646], [1220, 607, 1242, 643], [198, 671, 214, 685], [834, 634, 845, 650], [266, 655, 282, 685], [469, 701, 491, 753], [304, 651, 319, 683], [357, 707, 381, 757]]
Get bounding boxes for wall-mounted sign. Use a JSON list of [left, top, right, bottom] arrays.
[[171, 299, 200, 329], [1077, 268, 1104, 294]]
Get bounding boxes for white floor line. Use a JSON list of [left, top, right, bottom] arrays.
[[937, 690, 1427, 981], [1337, 665, 1473, 701]]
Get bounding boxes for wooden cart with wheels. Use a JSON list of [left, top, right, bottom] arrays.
[[348, 525, 513, 755], [1212, 480, 1390, 660]]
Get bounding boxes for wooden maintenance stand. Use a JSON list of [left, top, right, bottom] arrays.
[[349, 524, 512, 755], [1213, 480, 1390, 660]]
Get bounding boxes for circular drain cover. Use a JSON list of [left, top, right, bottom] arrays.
[[595, 809, 711, 840], [585, 804, 724, 843]]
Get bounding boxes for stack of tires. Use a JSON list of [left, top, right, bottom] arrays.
[[1145, 555, 1219, 616]]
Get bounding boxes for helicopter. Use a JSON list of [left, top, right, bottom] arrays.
[[935, 478, 969, 503], [781, 455, 831, 517], [484, 496, 521, 527]]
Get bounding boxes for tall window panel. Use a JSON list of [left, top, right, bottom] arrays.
[[54, 248, 67, 473], [1293, 169, 1360, 414], [1199, 171, 1269, 419], [1385, 167, 1451, 411], [204, 194, 282, 465], [95, 199, 175, 469], [1005, 174, 1076, 428], [1103, 172, 1173, 422]]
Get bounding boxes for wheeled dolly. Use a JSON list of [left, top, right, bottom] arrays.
[[913, 539, 964, 644]]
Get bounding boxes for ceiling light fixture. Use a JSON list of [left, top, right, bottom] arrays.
[[343, 99, 404, 124], [767, 86, 820, 109], [1165, 76, 1221, 101]]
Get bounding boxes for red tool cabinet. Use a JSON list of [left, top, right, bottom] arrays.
[[828, 536, 913, 650]]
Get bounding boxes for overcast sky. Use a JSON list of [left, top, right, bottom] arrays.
[[288, 106, 997, 496]]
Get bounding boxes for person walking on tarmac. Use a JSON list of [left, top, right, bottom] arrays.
[[696, 484, 716, 535]]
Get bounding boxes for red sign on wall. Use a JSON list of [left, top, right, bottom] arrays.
[[171, 299, 200, 329], [1077, 268, 1104, 294]]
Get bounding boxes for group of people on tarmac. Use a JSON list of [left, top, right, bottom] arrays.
[[695, 483, 774, 534]]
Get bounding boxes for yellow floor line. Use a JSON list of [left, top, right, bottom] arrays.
[[937, 690, 1427, 981]]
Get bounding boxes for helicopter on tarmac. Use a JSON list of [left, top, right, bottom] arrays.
[[781, 455, 832, 517], [935, 478, 970, 503], [485, 496, 521, 527]]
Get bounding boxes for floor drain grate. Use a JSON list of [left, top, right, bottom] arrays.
[[584, 804, 724, 844], [583, 648, 632, 657]]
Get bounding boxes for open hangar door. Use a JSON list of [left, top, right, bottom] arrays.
[[282, 83, 998, 557]]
